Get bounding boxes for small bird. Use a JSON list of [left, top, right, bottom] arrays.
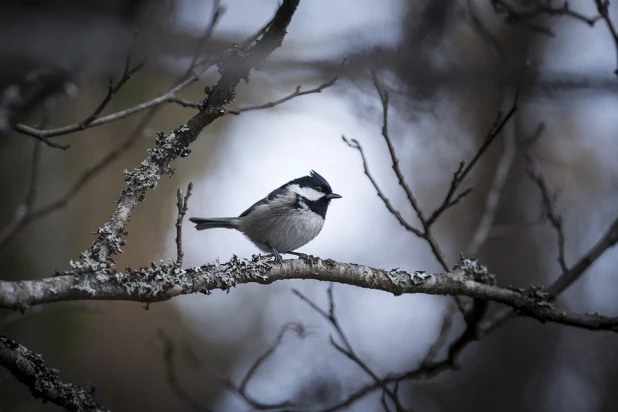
[[189, 170, 341, 264]]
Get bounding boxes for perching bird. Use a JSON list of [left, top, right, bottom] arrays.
[[189, 170, 341, 263]]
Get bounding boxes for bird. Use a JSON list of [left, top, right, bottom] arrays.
[[189, 170, 341, 264]]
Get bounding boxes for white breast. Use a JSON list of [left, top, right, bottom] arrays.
[[238, 193, 325, 253]]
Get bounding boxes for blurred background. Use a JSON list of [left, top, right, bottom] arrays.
[[1, 0, 618, 411]]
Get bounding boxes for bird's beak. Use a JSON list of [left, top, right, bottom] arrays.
[[326, 193, 342, 200]]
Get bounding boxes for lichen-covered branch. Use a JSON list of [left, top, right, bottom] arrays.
[[82, 0, 300, 265], [0, 256, 616, 333], [0, 336, 107, 412]]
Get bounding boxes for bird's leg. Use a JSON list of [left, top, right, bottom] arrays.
[[286, 251, 316, 267], [265, 242, 283, 266]]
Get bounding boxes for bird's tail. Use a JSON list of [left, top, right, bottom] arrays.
[[189, 217, 240, 230]]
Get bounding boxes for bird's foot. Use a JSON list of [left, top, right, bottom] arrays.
[[266, 243, 283, 266], [287, 252, 317, 267]]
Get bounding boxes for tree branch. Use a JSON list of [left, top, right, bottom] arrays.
[[0, 256, 616, 333], [0, 335, 106, 412]]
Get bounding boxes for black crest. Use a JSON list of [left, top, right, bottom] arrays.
[[289, 170, 333, 194]]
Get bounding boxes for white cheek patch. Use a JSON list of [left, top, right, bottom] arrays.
[[288, 184, 325, 201]]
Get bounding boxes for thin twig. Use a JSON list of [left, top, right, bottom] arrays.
[[525, 124, 568, 275], [157, 328, 214, 412], [0, 140, 42, 252], [175, 182, 194, 266], [228, 65, 344, 115], [13, 69, 208, 139], [80, 30, 145, 128], [180, 323, 306, 410], [420, 300, 457, 365], [342, 136, 424, 238], [594, 0, 618, 75], [426, 87, 520, 227], [238, 322, 309, 395], [467, 131, 517, 256], [182, 0, 225, 80], [492, 0, 602, 37], [0, 111, 156, 255], [293, 285, 407, 412]]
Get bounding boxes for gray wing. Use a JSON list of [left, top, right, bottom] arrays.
[[239, 186, 288, 218]]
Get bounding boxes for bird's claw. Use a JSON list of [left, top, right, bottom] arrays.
[[293, 252, 316, 267], [266, 243, 284, 266]]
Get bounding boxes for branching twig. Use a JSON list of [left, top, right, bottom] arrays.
[[492, 0, 602, 36], [420, 300, 457, 365], [80, 30, 146, 128], [594, 0, 618, 75], [467, 131, 517, 256], [175, 182, 193, 266], [524, 124, 568, 274], [0, 141, 42, 253], [342, 136, 424, 238], [178, 322, 307, 410], [228, 65, 344, 115], [157, 328, 214, 412], [426, 89, 520, 227], [182, 0, 225, 80], [293, 285, 406, 411], [0, 112, 156, 255]]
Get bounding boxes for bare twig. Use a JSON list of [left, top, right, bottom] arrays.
[[420, 300, 457, 365], [157, 328, 214, 412], [492, 0, 602, 36], [80, 30, 145, 128], [228, 65, 344, 115], [0, 336, 106, 411], [180, 322, 307, 410], [13, 70, 209, 139], [175, 182, 194, 266], [426, 88, 520, 227], [342, 136, 424, 237], [594, 0, 618, 75], [293, 285, 406, 411], [0, 111, 156, 255], [182, 0, 225, 79], [238, 322, 309, 395], [467, 131, 517, 256], [525, 124, 568, 274], [0, 141, 42, 252]]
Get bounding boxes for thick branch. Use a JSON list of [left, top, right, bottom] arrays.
[[0, 336, 106, 412], [0, 256, 616, 333]]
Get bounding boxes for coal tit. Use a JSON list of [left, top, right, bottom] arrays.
[[189, 170, 341, 264]]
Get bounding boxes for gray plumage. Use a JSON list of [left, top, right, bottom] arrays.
[[189, 171, 341, 262]]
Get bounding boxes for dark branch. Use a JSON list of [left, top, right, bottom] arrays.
[[0, 335, 106, 412]]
